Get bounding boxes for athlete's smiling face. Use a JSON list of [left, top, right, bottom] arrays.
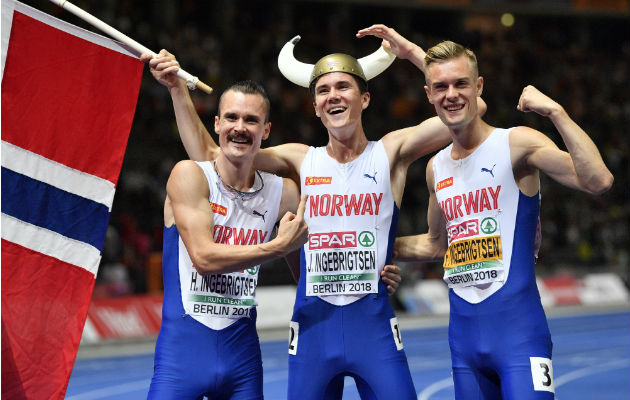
[[214, 90, 271, 162], [312, 72, 370, 134], [424, 55, 483, 130]]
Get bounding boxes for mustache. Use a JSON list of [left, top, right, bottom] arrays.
[[227, 132, 253, 144]]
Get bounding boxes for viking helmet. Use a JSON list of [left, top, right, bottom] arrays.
[[277, 35, 396, 88]]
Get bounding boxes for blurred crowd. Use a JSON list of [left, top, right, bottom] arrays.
[[27, 0, 628, 297]]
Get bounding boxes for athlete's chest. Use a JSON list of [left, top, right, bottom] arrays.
[[434, 134, 513, 226], [207, 184, 277, 246], [301, 145, 391, 225]]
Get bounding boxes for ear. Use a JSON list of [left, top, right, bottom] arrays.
[[476, 76, 484, 97], [361, 91, 370, 110], [424, 85, 433, 104], [262, 122, 271, 141], [313, 101, 320, 118], [214, 115, 220, 134]]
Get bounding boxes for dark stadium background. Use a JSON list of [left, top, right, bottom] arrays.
[[20, 0, 629, 300]]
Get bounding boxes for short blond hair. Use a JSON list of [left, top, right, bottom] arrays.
[[425, 40, 479, 78]]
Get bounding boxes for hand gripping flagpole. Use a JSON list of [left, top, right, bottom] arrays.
[[49, 0, 213, 94]]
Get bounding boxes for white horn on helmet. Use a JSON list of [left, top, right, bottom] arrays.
[[278, 35, 396, 88], [277, 36, 313, 88], [357, 45, 396, 81]]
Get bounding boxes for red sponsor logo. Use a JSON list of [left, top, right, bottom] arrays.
[[209, 202, 227, 216], [439, 186, 501, 222], [436, 177, 453, 192], [305, 176, 332, 186], [309, 193, 383, 217], [309, 231, 356, 250], [447, 219, 479, 242]]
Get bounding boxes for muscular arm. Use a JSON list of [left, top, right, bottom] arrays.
[[512, 85, 613, 195], [143, 50, 308, 178], [142, 50, 218, 161], [167, 161, 308, 274], [357, 25, 450, 164], [255, 144, 308, 184], [357, 25, 486, 168], [169, 83, 218, 161], [393, 158, 448, 262], [277, 178, 304, 281]]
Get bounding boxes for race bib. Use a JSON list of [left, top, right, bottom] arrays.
[[305, 230, 379, 296], [443, 216, 505, 288], [530, 357, 555, 393], [186, 269, 258, 319]]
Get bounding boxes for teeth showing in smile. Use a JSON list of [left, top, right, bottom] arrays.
[[328, 107, 346, 115], [446, 104, 464, 111], [229, 133, 252, 144]]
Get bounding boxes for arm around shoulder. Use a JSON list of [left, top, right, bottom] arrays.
[[393, 158, 448, 262], [277, 178, 307, 282], [255, 143, 309, 182]]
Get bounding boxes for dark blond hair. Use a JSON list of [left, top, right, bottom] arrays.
[[425, 41, 479, 78]]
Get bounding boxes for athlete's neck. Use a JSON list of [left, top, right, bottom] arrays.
[[450, 119, 495, 160], [326, 127, 369, 163], [214, 154, 256, 191]]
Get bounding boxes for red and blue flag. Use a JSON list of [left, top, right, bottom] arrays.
[[1, 0, 143, 397]]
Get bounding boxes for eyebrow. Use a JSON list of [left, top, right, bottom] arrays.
[[223, 111, 261, 122], [316, 79, 353, 91], [431, 77, 471, 87]]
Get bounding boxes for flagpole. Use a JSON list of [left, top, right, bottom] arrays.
[[48, 0, 213, 94]]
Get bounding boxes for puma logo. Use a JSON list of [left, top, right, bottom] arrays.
[[253, 210, 268, 222], [481, 164, 496, 178], [363, 171, 377, 184]]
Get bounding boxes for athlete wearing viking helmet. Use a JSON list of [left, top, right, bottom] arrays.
[[147, 25, 484, 399], [272, 30, 464, 399]]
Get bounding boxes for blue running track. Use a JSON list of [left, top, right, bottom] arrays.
[[65, 310, 629, 399]]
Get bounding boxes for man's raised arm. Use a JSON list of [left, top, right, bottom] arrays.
[[512, 85, 613, 195], [142, 50, 218, 161], [356, 25, 486, 166], [143, 50, 308, 180]]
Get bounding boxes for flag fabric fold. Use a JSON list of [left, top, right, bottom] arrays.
[[1, 0, 143, 398]]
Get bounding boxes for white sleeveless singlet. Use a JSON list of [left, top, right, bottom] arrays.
[[176, 161, 282, 329], [299, 140, 396, 306]]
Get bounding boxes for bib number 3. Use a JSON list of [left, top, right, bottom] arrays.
[[530, 357, 555, 392]]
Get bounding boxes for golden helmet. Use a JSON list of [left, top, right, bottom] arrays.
[[278, 35, 395, 88]]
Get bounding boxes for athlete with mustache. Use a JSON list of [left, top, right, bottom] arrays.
[[142, 24, 482, 396], [144, 78, 309, 399]]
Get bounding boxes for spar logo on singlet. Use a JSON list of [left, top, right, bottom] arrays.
[[447, 219, 479, 243], [436, 177, 453, 192], [209, 202, 227, 216], [309, 231, 356, 250], [305, 176, 332, 185]]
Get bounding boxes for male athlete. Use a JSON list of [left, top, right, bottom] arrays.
[[385, 33, 614, 399], [146, 79, 308, 399], [145, 26, 481, 397]]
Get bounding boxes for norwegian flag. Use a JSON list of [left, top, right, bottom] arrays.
[[1, 0, 143, 398]]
